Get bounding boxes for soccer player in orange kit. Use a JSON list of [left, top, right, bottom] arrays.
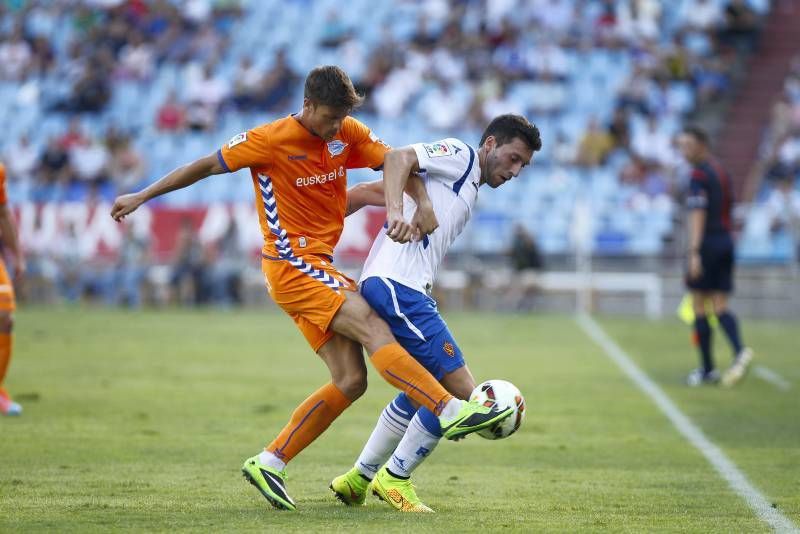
[[111, 66, 512, 510], [0, 162, 26, 416]]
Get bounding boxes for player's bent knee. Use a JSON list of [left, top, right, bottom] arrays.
[[336, 371, 368, 401], [360, 309, 394, 353]]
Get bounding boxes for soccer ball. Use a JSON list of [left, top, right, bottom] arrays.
[[469, 379, 526, 440]]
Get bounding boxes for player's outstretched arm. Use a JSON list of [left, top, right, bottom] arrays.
[[345, 174, 436, 229], [111, 153, 226, 221], [345, 180, 385, 216]]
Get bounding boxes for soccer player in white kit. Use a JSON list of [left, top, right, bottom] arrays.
[[330, 114, 541, 512]]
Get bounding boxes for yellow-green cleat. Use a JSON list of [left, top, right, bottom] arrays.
[[241, 455, 296, 511], [370, 466, 434, 513], [439, 400, 514, 441], [330, 467, 370, 506]]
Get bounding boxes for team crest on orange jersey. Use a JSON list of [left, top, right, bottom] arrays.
[[443, 341, 455, 357], [327, 140, 348, 157]]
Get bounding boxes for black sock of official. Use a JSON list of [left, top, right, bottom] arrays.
[[694, 316, 714, 374], [717, 311, 743, 356], [386, 468, 410, 480]]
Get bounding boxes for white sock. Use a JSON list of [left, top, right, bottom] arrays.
[[355, 397, 413, 479], [388, 412, 441, 478], [258, 450, 286, 471], [440, 398, 463, 420]]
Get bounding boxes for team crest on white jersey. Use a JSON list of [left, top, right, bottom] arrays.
[[423, 141, 452, 158], [327, 140, 348, 157], [228, 132, 247, 148]]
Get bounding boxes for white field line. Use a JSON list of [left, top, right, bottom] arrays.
[[753, 365, 792, 392], [575, 313, 798, 534]]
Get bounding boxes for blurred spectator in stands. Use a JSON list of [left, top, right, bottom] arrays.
[[116, 30, 156, 81], [373, 58, 424, 119], [661, 36, 692, 81], [38, 137, 73, 186], [607, 107, 632, 151], [491, 22, 529, 80], [25, 2, 61, 40], [692, 57, 730, 104], [530, 72, 568, 116], [765, 174, 800, 262], [617, 66, 653, 116], [58, 118, 88, 151], [28, 35, 56, 78], [510, 224, 544, 272], [528, 39, 569, 82], [255, 48, 299, 112], [552, 130, 577, 166], [616, 0, 662, 43], [156, 90, 187, 132], [532, 0, 573, 37], [54, 221, 99, 303], [23, 209, 59, 304], [70, 136, 110, 187], [719, 0, 760, 53], [5, 134, 39, 185], [182, 0, 212, 25], [595, 0, 621, 47], [169, 218, 208, 305], [107, 132, 145, 193], [230, 56, 263, 111], [776, 128, 800, 177], [0, 26, 32, 80], [632, 115, 674, 166], [419, 77, 471, 131], [55, 56, 112, 113], [479, 78, 524, 125], [641, 160, 670, 198], [185, 63, 228, 131], [206, 219, 244, 307], [621, 154, 647, 186], [319, 10, 350, 49], [187, 21, 225, 66], [506, 224, 544, 311], [112, 223, 151, 308], [766, 173, 800, 223], [577, 118, 614, 167], [680, 0, 723, 33]]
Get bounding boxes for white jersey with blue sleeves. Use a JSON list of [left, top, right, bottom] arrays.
[[359, 137, 480, 294]]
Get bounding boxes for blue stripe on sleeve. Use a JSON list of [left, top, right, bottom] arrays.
[[216, 149, 231, 173], [452, 144, 475, 195]]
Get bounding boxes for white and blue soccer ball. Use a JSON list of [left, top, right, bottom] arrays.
[[469, 379, 526, 440]]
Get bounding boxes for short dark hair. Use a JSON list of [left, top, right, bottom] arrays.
[[479, 114, 542, 152], [304, 65, 364, 111], [682, 125, 710, 146]]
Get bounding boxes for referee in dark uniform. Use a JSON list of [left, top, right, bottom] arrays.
[[677, 126, 753, 387]]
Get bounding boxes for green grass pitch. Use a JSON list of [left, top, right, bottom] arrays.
[[1, 308, 797, 532]]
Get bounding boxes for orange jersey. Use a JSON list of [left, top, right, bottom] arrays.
[[0, 163, 6, 205], [218, 115, 389, 258]]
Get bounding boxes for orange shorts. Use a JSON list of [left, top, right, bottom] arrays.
[[0, 259, 15, 312], [262, 254, 356, 352]]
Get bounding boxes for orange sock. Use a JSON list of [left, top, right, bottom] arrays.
[[0, 333, 11, 389], [370, 342, 454, 415], [266, 383, 351, 463]]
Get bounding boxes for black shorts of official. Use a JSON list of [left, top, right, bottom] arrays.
[[685, 237, 735, 293]]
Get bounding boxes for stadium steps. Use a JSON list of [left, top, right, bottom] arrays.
[[716, 1, 800, 201]]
